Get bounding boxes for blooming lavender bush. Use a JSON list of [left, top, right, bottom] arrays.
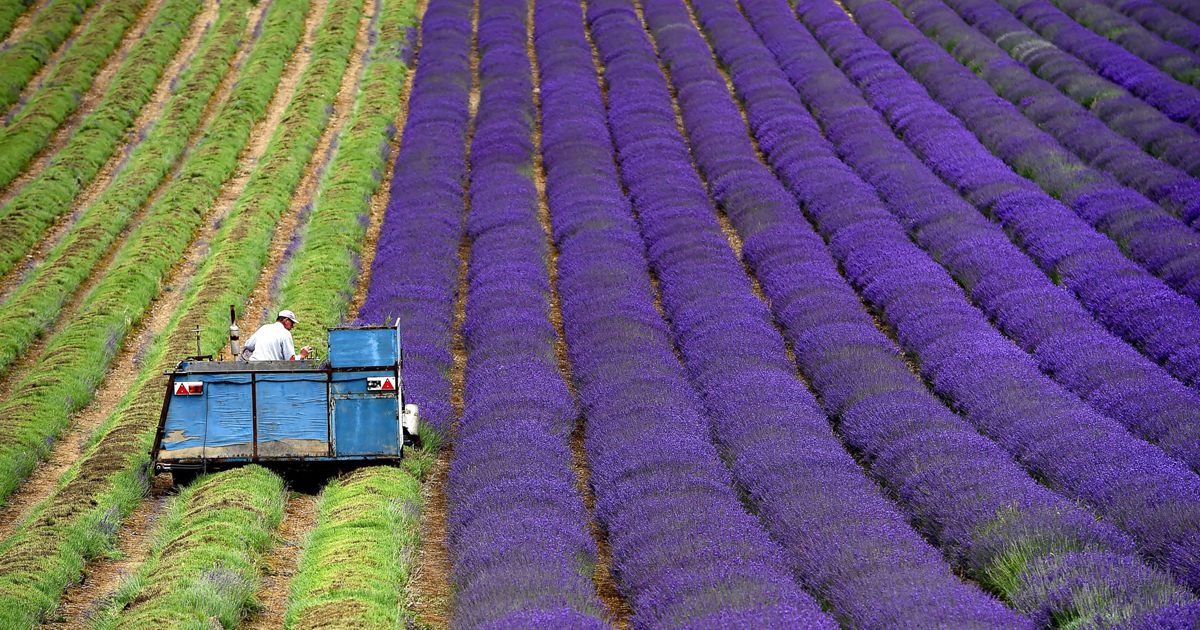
[[358, 0, 473, 437], [791, 0, 1200, 393], [699, 0, 1200, 594], [734, 0, 1200, 475], [1046, 0, 1200, 88], [445, 0, 608, 624], [586, 0, 1025, 626], [1098, 0, 1200, 55], [533, 0, 835, 625], [993, 0, 1200, 128], [835, 0, 1200, 319], [640, 0, 1196, 623], [907, 0, 1200, 218]]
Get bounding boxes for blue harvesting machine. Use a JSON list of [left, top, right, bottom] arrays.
[[151, 318, 420, 482]]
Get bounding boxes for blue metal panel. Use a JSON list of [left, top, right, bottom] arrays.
[[204, 373, 254, 458], [160, 377, 207, 459], [256, 373, 329, 457], [333, 396, 400, 456], [329, 327, 397, 367]]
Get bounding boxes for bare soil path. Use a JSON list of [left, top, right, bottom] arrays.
[[0, 0, 332, 622], [0, 0, 255, 411], [243, 492, 320, 630], [552, 1, 629, 626], [0, 0, 219, 303], [36, 474, 174, 629], [242, 0, 375, 330], [0, 0, 269, 546], [406, 2, 477, 626], [1, 0, 106, 125], [0, 0, 53, 49], [0, 0, 171, 205]]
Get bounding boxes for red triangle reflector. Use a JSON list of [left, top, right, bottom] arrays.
[[176, 384, 188, 395], [382, 378, 394, 390]]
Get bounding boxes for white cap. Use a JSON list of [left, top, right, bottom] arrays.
[[278, 309, 298, 323]]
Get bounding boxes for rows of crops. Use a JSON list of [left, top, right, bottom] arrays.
[[0, 0, 1199, 625]]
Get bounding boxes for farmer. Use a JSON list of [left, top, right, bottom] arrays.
[[244, 310, 314, 361]]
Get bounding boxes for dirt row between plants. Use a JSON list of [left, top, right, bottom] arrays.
[[243, 492, 320, 630], [37, 474, 174, 629], [560, 2, 631, 627], [0, 0, 170, 207], [1, 0, 53, 49], [407, 1, 477, 624], [0, 0, 272, 543], [1, 0, 333, 623], [0, 0, 218, 304], [1, 0, 106, 125], [241, 0, 375, 331], [235, 3, 379, 626]]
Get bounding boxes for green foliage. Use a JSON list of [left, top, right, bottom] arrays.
[[285, 467, 421, 630], [0, 0, 37, 41], [0, 0, 96, 110], [90, 466, 286, 630], [0, 0, 255, 504], [0, 0, 147, 189], [0, 0, 204, 281], [281, 0, 418, 352], [0, 0, 228, 347]]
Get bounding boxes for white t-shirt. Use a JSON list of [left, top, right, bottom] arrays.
[[245, 321, 297, 361]]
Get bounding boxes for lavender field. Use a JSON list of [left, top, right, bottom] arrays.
[[1, 0, 1199, 625]]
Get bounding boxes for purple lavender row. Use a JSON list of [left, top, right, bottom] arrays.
[[899, 0, 1200, 231], [585, 0, 1023, 625], [640, 0, 1194, 624], [444, 0, 609, 625], [837, 0, 1200, 320], [793, 0, 1200, 394], [532, 0, 834, 626], [800, 0, 1200, 592], [927, 0, 1200, 194], [1098, 0, 1200, 54], [1051, 0, 1200, 89], [734, 0, 1200, 472], [991, 0, 1200, 129], [358, 0, 472, 437], [1143, 0, 1200, 24]]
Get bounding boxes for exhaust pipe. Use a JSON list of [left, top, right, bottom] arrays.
[[229, 305, 240, 358]]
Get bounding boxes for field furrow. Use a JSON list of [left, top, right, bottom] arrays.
[[0, 0, 249, 380], [0, 0, 97, 116], [735, 0, 1200, 472], [841, 0, 1200, 315], [1048, 0, 1200, 89], [35, 475, 173, 629], [441, 0, 610, 624], [534, 0, 838, 625], [987, 0, 1200, 129], [245, 491, 319, 630], [702, 0, 1200, 595], [0, 0, 169, 199], [904, 0, 1200, 222], [0, 0, 43, 43], [588, 0, 1025, 625], [638, 0, 1199, 622], [1100, 0, 1200, 56], [89, 466, 287, 629], [0, 0, 313, 621], [0, 0, 148, 190], [0, 0, 211, 285]]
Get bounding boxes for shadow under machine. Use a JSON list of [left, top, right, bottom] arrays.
[[151, 311, 420, 482]]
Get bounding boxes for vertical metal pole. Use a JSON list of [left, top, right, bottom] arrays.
[[251, 372, 258, 461]]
